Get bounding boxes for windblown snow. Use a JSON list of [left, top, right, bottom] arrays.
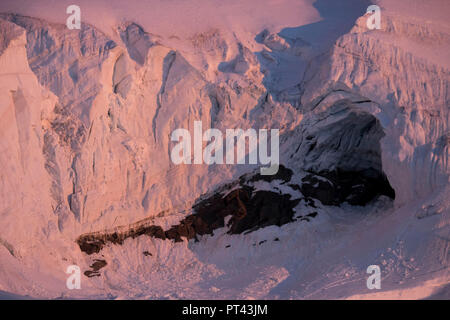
[[0, 0, 448, 299]]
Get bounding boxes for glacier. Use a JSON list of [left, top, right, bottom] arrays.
[[0, 0, 448, 299]]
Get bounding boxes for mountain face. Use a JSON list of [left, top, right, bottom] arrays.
[[0, 0, 448, 299]]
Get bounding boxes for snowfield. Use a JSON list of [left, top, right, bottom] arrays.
[[0, 0, 448, 299]]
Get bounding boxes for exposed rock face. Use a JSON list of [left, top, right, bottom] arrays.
[[77, 225, 166, 255], [185, 165, 299, 236], [291, 100, 395, 206], [84, 259, 107, 278], [77, 165, 302, 254], [300, 169, 394, 206], [171, 185, 300, 239]]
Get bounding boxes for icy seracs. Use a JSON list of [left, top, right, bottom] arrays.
[[0, 0, 448, 299]]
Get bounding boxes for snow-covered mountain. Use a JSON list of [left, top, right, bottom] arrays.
[[0, 0, 448, 299]]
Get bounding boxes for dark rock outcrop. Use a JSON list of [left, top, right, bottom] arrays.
[[170, 185, 301, 239], [84, 259, 107, 277], [300, 168, 395, 206], [77, 225, 166, 255], [77, 165, 302, 254]]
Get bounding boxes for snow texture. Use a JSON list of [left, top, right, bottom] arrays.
[[0, 0, 448, 299]]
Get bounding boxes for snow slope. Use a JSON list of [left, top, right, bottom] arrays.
[[0, 0, 448, 299]]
